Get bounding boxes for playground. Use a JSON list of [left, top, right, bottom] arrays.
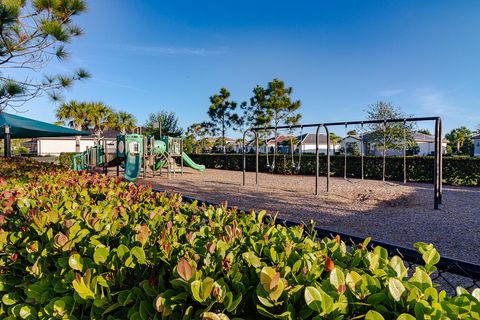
[[73, 117, 480, 265], [132, 167, 480, 265]]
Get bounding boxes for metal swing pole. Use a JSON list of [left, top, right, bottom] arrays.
[[361, 122, 364, 180], [315, 124, 330, 195], [242, 129, 258, 186], [382, 120, 387, 183], [403, 119, 407, 184], [344, 122, 347, 180], [434, 117, 442, 209]]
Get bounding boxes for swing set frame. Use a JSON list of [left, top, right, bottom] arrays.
[[242, 116, 443, 209]]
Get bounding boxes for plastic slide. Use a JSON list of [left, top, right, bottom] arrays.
[[152, 159, 168, 171], [181, 152, 205, 172], [124, 153, 141, 181]]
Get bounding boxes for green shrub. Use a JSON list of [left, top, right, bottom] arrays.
[[187, 154, 480, 186], [59, 152, 78, 168], [0, 158, 479, 319]]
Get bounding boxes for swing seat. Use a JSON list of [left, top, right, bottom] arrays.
[[292, 165, 301, 174], [266, 164, 275, 173]]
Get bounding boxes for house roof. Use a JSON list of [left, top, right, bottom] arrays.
[[299, 133, 330, 145], [412, 133, 448, 143], [472, 134, 480, 140]]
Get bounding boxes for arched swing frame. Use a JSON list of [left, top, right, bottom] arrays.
[[242, 116, 443, 209]]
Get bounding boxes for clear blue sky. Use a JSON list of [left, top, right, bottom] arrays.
[[19, 0, 480, 136]]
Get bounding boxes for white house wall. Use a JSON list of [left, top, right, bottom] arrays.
[[37, 139, 95, 156]]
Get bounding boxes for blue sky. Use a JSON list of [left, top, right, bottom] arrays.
[[17, 0, 480, 136]]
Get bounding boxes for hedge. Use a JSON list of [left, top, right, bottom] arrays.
[[59, 152, 77, 168], [1, 157, 479, 319], [187, 154, 480, 186]]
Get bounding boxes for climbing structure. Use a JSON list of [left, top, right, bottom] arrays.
[[71, 134, 205, 181]]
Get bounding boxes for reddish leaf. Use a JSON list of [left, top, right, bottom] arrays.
[[177, 258, 193, 281], [325, 256, 335, 272], [270, 272, 281, 290]]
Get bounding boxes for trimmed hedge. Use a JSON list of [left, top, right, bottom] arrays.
[[59, 152, 77, 168], [187, 154, 480, 186]]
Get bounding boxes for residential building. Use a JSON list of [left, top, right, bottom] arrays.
[[244, 133, 340, 154], [24, 129, 120, 156], [339, 132, 448, 156], [473, 135, 480, 157]]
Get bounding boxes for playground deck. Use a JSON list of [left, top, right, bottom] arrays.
[[118, 168, 480, 265]]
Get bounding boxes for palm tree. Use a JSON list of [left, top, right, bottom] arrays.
[[86, 102, 115, 139], [114, 111, 137, 134], [329, 133, 342, 154], [56, 100, 89, 152]]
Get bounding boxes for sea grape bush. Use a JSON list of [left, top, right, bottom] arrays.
[[0, 158, 479, 319]]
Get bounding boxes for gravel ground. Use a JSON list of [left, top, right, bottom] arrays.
[[126, 168, 480, 265]]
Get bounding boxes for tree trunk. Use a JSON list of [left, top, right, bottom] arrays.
[[75, 125, 81, 153]]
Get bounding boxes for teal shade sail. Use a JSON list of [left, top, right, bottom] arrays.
[[0, 112, 89, 139]]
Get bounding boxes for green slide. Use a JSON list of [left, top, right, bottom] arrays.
[[182, 152, 205, 172], [152, 159, 167, 171]]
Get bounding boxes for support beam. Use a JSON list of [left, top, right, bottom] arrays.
[[4, 125, 11, 157]]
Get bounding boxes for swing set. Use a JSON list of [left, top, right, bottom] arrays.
[[242, 116, 443, 209]]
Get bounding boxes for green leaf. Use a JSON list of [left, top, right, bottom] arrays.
[[130, 246, 147, 264], [409, 268, 432, 292], [422, 247, 440, 266], [329, 268, 345, 290], [72, 277, 95, 300], [2, 292, 19, 305], [365, 310, 385, 320], [93, 247, 109, 264], [472, 288, 480, 301], [388, 278, 405, 302], [397, 314, 416, 320], [68, 253, 84, 271], [304, 286, 322, 313]]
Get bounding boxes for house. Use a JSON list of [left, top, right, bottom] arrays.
[[339, 132, 448, 156], [24, 129, 120, 156], [473, 135, 480, 157], [243, 133, 340, 155], [339, 135, 364, 155]]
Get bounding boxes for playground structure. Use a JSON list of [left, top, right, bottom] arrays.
[[243, 116, 443, 209], [71, 134, 205, 181]]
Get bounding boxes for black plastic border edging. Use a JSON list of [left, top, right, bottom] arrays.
[[151, 187, 480, 282]]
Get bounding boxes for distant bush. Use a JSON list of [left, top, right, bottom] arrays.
[[187, 154, 480, 186], [59, 152, 77, 168]]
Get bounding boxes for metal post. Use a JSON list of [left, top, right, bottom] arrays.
[[315, 125, 330, 195], [180, 139, 184, 176], [361, 122, 364, 180], [116, 138, 120, 177], [255, 132, 259, 185], [433, 119, 440, 210], [4, 125, 11, 158], [403, 119, 407, 184], [383, 120, 386, 183], [242, 131, 246, 186], [344, 123, 348, 180], [326, 126, 330, 193], [439, 118, 443, 204]]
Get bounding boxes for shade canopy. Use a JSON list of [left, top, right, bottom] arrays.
[[0, 112, 89, 139]]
